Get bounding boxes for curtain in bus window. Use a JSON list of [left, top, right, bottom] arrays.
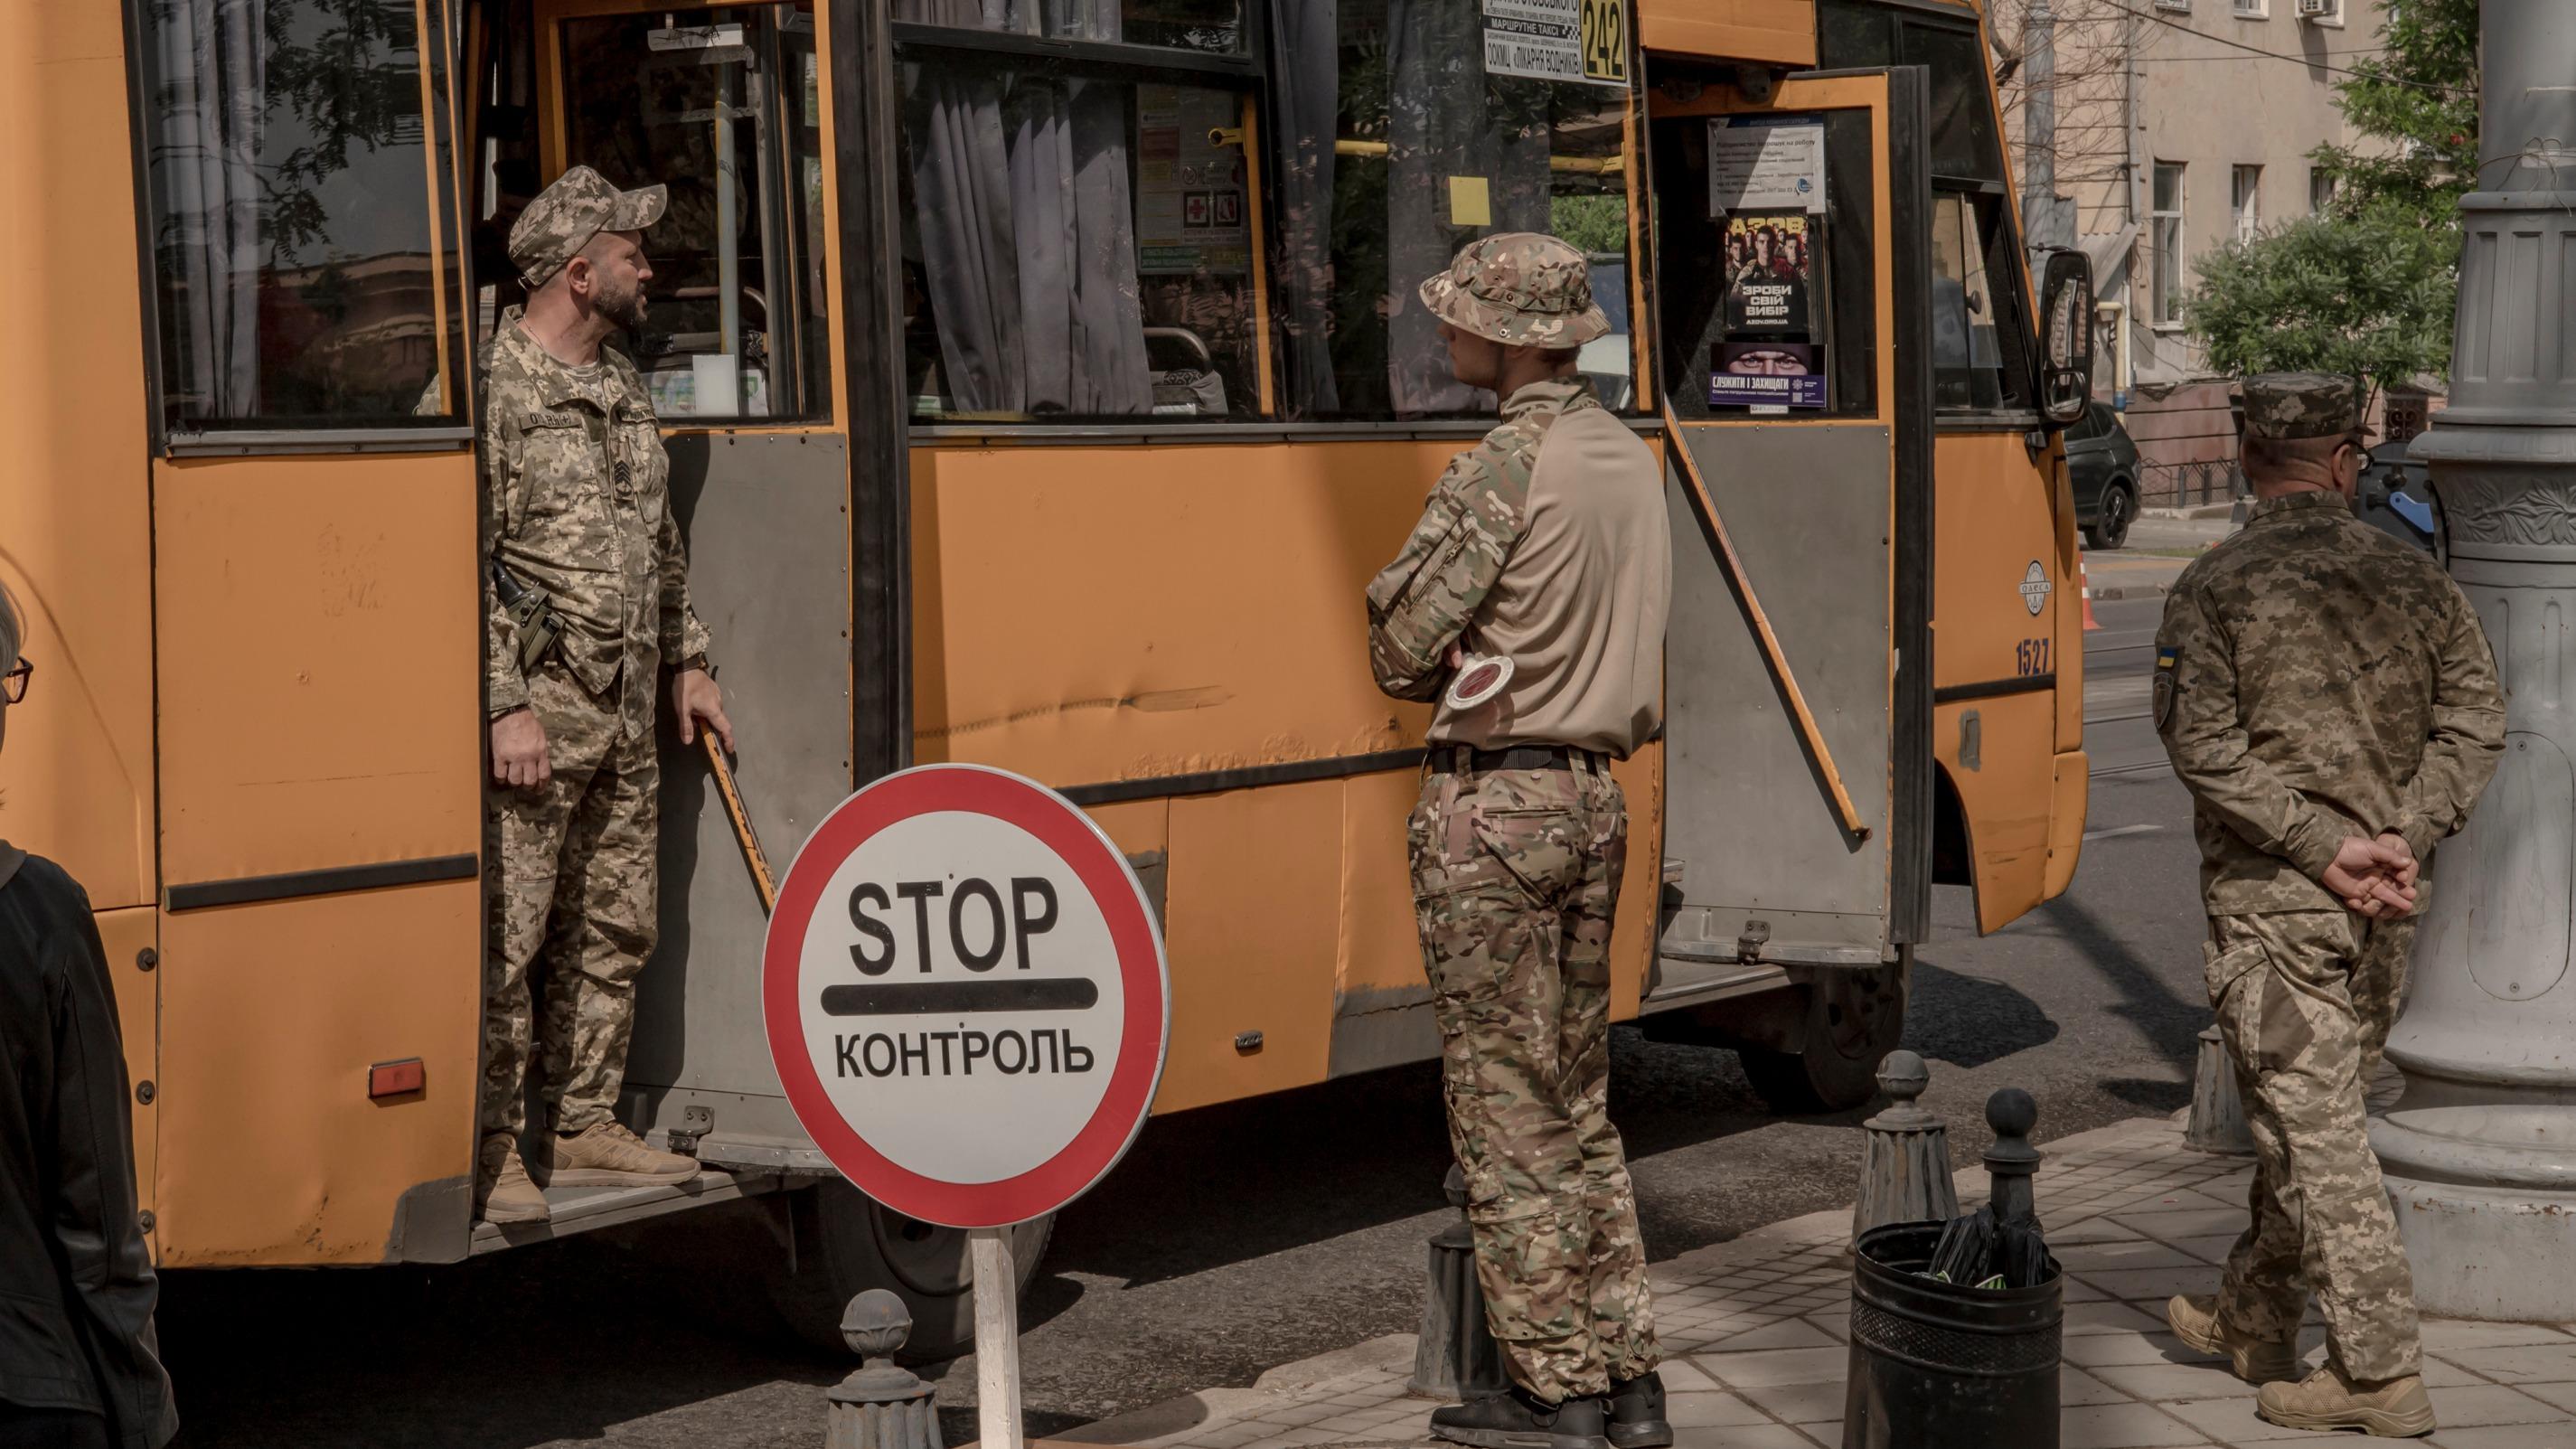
[[1384, 0, 1550, 415], [142, 0, 446, 425], [1268, 0, 1340, 417], [898, 0, 1152, 415]]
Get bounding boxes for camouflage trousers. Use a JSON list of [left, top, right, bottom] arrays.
[[2205, 908, 2421, 1382], [1408, 752, 1659, 1403], [482, 661, 662, 1157]]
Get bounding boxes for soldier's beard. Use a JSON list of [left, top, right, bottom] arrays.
[[598, 283, 650, 334]]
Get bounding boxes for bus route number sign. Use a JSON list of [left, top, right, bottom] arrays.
[[761, 764, 1170, 1228]]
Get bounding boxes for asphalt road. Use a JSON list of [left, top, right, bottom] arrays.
[[157, 596, 2210, 1449]]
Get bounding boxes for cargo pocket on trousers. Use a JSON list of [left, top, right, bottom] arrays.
[[2206, 937, 2311, 1078]]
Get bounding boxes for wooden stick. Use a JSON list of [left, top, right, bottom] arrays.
[[700, 732, 777, 914], [1659, 396, 1872, 842], [972, 1228, 1024, 1449]]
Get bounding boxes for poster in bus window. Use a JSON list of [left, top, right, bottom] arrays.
[[1722, 213, 1814, 337], [1136, 86, 1249, 276], [1710, 342, 1825, 409]]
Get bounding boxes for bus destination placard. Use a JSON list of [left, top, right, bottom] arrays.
[[761, 765, 1170, 1228]]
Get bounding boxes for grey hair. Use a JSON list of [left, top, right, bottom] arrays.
[[0, 579, 19, 676]]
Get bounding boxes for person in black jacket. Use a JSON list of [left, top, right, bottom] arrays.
[[0, 583, 177, 1449]]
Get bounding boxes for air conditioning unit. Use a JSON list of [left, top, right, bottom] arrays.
[[2154, 0, 2191, 11], [2296, 0, 2336, 17]]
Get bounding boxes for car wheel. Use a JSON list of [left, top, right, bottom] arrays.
[[2093, 482, 2134, 550]]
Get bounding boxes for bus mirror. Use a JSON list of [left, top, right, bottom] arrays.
[[2036, 249, 2094, 428]]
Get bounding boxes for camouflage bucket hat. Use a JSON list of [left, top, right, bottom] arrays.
[[510, 165, 669, 290], [2241, 372, 2365, 441], [1419, 231, 1612, 348]]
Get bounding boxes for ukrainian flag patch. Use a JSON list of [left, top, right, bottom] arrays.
[[2157, 647, 2178, 669]]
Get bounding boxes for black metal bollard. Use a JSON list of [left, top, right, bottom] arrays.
[[1843, 1090, 2062, 1449], [827, 1289, 944, 1449], [1411, 1164, 1510, 1400], [1852, 1050, 1960, 1242]]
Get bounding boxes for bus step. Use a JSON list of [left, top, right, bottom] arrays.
[[1643, 957, 1787, 1009], [468, 1166, 789, 1255]]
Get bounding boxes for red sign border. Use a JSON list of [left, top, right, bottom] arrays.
[[761, 764, 1170, 1228]]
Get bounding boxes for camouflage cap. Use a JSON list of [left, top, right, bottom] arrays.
[[2241, 372, 2365, 441], [509, 165, 668, 290], [1418, 232, 1611, 348]]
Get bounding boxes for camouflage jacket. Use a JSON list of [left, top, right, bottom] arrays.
[[1366, 377, 1596, 701], [2155, 490, 2504, 914], [481, 308, 711, 740]]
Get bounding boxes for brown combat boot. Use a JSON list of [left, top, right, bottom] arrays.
[[2256, 1363, 2436, 1437], [541, 1120, 700, 1186], [476, 1136, 550, 1225], [2167, 1294, 2299, 1384]]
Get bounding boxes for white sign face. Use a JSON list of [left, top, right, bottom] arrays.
[[1481, 0, 1629, 89], [1709, 119, 1828, 215], [764, 766, 1170, 1228]]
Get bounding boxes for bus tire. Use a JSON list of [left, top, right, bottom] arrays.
[[1735, 957, 1909, 1114], [764, 1180, 1052, 1361]]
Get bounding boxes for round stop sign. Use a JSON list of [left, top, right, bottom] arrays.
[[761, 765, 1170, 1228]]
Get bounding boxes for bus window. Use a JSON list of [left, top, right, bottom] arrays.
[[1931, 193, 2006, 409], [559, 5, 832, 420], [1267, 0, 1636, 419], [136, 0, 459, 429], [893, 53, 1260, 421]]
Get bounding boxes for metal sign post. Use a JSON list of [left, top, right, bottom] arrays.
[[764, 764, 1171, 1444]]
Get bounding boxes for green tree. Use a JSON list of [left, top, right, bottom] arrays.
[[2308, 0, 2480, 229], [2183, 208, 2455, 393]]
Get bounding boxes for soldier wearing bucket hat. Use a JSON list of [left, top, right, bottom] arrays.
[[470, 165, 736, 1226], [1367, 232, 1673, 1449]]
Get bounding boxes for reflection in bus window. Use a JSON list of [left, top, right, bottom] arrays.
[[898, 0, 1248, 54], [560, 5, 832, 420], [894, 38, 1259, 420], [1268, 0, 1634, 419], [138, 0, 452, 427], [1931, 194, 2006, 410]]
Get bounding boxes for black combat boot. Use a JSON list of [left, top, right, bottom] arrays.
[[1605, 1370, 1673, 1449], [1428, 1383, 1611, 1449]]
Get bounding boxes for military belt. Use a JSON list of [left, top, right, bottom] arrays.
[[1428, 744, 1605, 776]]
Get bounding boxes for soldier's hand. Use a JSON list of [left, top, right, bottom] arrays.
[[491, 708, 551, 789], [2324, 836, 2417, 919], [2375, 832, 2421, 890], [673, 667, 735, 753]]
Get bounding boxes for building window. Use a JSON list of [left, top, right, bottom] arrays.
[[2232, 0, 2267, 16], [2309, 166, 2338, 214], [2151, 162, 2186, 326], [136, 0, 459, 428], [2231, 165, 2262, 244]]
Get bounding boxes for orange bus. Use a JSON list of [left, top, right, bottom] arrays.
[[2, 0, 2090, 1355]]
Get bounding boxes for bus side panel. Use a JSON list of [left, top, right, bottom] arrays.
[[908, 440, 1453, 786], [1930, 431, 2064, 932], [97, 908, 160, 1230], [1637, 0, 1817, 67], [152, 453, 479, 1264], [0, 0, 156, 910]]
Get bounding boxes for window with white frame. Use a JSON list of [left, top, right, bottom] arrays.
[[2309, 166, 2338, 214], [2232, 0, 2266, 15], [2231, 165, 2262, 244], [2152, 162, 2186, 326]]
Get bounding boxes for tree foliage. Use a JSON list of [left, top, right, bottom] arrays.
[[2308, 0, 2480, 229], [2184, 208, 2455, 391]]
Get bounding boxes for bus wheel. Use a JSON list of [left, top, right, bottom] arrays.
[[764, 1180, 1052, 1361], [1735, 958, 1909, 1114]]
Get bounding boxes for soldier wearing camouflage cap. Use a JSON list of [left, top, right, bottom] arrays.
[[473, 165, 735, 1226], [1368, 232, 1671, 1449], [2156, 372, 2503, 1436]]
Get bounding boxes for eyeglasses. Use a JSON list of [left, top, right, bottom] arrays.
[[3, 658, 29, 704]]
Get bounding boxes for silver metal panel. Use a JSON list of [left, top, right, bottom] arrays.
[[1658, 423, 1893, 974], [626, 431, 851, 1148]]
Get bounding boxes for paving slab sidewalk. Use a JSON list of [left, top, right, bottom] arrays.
[[1057, 1115, 2576, 1449]]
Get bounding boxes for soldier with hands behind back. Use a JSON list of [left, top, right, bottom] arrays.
[[1367, 233, 1673, 1449], [475, 166, 738, 1225], [2155, 373, 2504, 1438]]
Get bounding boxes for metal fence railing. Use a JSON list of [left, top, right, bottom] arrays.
[[2138, 457, 2246, 510]]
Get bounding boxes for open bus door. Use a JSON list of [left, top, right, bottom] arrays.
[[1637, 69, 1935, 1111]]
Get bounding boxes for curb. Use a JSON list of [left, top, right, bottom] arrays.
[[1057, 1116, 2184, 1448], [2087, 582, 2175, 602], [2142, 503, 2238, 521]]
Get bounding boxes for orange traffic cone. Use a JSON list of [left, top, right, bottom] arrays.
[[2080, 555, 2102, 632]]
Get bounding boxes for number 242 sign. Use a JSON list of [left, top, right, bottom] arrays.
[[1580, 0, 1627, 88]]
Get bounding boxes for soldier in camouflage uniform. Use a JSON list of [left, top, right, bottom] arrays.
[[475, 166, 738, 1225], [2155, 373, 2504, 1437], [1368, 234, 1673, 1449]]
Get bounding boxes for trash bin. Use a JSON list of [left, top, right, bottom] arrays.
[[1842, 1220, 2062, 1449]]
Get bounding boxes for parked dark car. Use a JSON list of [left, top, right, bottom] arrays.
[[2358, 438, 2440, 556], [2067, 401, 2142, 550]]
